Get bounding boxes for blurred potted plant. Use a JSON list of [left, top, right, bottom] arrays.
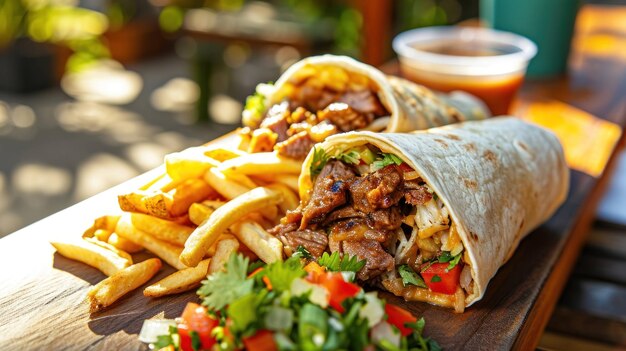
[[0, 0, 110, 92]]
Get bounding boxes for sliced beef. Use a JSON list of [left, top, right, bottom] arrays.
[[268, 222, 298, 237], [403, 180, 433, 206], [260, 101, 290, 142], [275, 131, 315, 160], [367, 207, 403, 231], [342, 239, 394, 280], [350, 165, 404, 213], [301, 160, 356, 228], [271, 224, 328, 258], [323, 206, 366, 225], [317, 102, 373, 132], [338, 90, 387, 117], [294, 86, 338, 112]]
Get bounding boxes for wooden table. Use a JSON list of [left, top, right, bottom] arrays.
[[1, 4, 625, 350]]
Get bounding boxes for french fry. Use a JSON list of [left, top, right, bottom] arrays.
[[165, 147, 220, 181], [267, 183, 299, 213], [83, 215, 121, 238], [130, 213, 193, 246], [143, 178, 217, 218], [204, 147, 246, 162], [116, 215, 186, 270], [84, 237, 133, 262], [143, 259, 211, 297], [258, 205, 279, 224], [232, 221, 283, 263], [51, 239, 131, 276], [88, 258, 161, 313], [118, 191, 150, 213], [139, 172, 166, 191], [188, 201, 224, 226], [108, 233, 144, 253], [180, 187, 283, 267], [94, 229, 113, 242], [218, 152, 302, 175], [204, 168, 251, 200], [224, 171, 258, 189], [147, 174, 182, 193], [252, 174, 299, 192], [208, 236, 240, 274]]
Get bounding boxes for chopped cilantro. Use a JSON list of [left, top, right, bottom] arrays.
[[263, 255, 306, 293], [310, 147, 330, 177], [398, 265, 428, 288], [197, 254, 253, 310], [437, 251, 463, 271], [295, 245, 313, 260], [153, 332, 175, 349], [430, 275, 442, 283], [227, 293, 259, 334], [318, 252, 366, 273], [447, 252, 462, 271], [371, 153, 404, 170]]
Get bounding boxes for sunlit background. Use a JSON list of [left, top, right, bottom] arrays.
[[0, 0, 479, 237]]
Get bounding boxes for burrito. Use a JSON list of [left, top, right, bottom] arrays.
[[239, 55, 489, 159], [269, 118, 568, 312]]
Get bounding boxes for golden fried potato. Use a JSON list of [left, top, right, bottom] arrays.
[[84, 237, 133, 262], [116, 215, 186, 270], [51, 239, 131, 276], [107, 233, 144, 253], [130, 213, 193, 246], [232, 221, 283, 263], [88, 258, 161, 313], [204, 168, 251, 200], [208, 236, 240, 274], [218, 152, 302, 175], [180, 187, 283, 267], [143, 259, 211, 297]]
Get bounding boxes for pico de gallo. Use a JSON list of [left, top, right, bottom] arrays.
[[142, 251, 441, 351]]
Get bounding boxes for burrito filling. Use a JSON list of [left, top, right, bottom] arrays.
[[240, 64, 389, 159], [270, 144, 472, 312]]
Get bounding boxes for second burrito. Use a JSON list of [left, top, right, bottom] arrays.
[[239, 55, 489, 159]]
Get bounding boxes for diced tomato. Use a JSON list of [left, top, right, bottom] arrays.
[[420, 262, 462, 295], [385, 304, 418, 336], [317, 272, 361, 313], [179, 302, 218, 350], [304, 261, 325, 283], [242, 329, 278, 351], [399, 162, 413, 173]]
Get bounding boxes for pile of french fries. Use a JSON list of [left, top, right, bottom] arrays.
[[51, 144, 302, 313]]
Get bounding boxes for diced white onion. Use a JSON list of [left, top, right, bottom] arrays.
[[359, 292, 385, 328], [138, 319, 176, 343], [290, 278, 329, 308], [371, 321, 401, 347]]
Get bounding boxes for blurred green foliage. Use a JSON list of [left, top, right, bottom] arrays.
[[0, 0, 111, 72]]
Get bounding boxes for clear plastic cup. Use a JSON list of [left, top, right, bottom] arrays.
[[393, 26, 537, 115]]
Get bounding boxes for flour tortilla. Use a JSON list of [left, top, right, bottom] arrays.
[[299, 117, 569, 306], [261, 55, 488, 132]]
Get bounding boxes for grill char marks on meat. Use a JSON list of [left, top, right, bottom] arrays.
[[350, 165, 404, 212], [269, 222, 328, 258], [403, 180, 433, 205], [275, 131, 315, 160], [300, 161, 357, 229]]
